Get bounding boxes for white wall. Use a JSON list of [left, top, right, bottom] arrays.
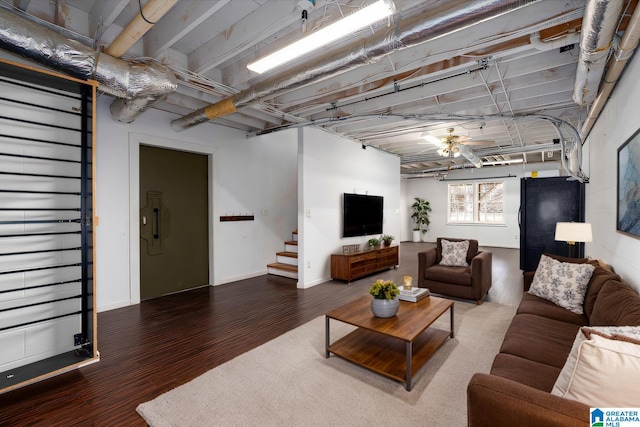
[[584, 52, 640, 292], [95, 98, 297, 311], [402, 163, 561, 248], [298, 127, 400, 288]]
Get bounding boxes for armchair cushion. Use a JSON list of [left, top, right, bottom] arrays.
[[439, 239, 470, 266], [424, 264, 471, 286], [436, 237, 479, 264]]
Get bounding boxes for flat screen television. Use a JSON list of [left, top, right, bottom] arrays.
[[343, 193, 383, 237]]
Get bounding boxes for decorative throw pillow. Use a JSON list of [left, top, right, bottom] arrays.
[[439, 239, 469, 267], [528, 254, 595, 314], [551, 326, 640, 407]]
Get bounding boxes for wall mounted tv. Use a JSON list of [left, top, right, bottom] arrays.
[[343, 193, 383, 237]]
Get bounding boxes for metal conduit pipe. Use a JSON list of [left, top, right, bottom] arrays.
[[0, 8, 177, 123], [573, 0, 624, 106], [580, 2, 640, 139], [171, 0, 541, 132]]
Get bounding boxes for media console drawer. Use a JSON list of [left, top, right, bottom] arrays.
[[330, 245, 398, 282]]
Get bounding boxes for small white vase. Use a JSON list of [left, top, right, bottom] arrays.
[[412, 230, 421, 242], [370, 297, 399, 318]]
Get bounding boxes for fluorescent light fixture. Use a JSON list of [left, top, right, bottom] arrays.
[[421, 131, 441, 145], [247, 0, 395, 74], [482, 159, 524, 166]]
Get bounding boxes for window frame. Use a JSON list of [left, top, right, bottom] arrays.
[[447, 180, 506, 225]]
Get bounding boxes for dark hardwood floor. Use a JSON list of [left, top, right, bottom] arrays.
[[0, 242, 522, 426]]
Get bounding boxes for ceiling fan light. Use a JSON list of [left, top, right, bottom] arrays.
[[247, 0, 396, 74]]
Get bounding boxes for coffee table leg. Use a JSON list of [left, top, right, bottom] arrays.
[[325, 316, 330, 358], [405, 341, 412, 391], [450, 303, 455, 338]]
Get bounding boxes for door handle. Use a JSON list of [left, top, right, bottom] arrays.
[[153, 208, 160, 239]]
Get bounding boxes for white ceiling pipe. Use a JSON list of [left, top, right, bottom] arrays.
[[572, 0, 624, 106], [580, 2, 640, 139], [457, 144, 483, 168], [529, 31, 580, 51]]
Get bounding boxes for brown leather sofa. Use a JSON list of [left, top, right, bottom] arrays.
[[417, 237, 492, 304], [467, 254, 640, 427]]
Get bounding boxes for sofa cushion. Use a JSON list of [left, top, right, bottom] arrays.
[[528, 254, 595, 315], [551, 326, 640, 407], [517, 293, 587, 326], [590, 280, 640, 326], [499, 314, 581, 368], [439, 239, 469, 266], [583, 266, 620, 320], [490, 353, 562, 392], [423, 264, 471, 286]]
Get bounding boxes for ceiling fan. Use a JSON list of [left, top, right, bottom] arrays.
[[419, 127, 494, 158]]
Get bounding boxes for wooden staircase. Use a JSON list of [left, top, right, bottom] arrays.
[[267, 230, 298, 279]]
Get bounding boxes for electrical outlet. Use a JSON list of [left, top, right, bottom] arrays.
[[515, 235, 519, 240], [307, 261, 311, 268]]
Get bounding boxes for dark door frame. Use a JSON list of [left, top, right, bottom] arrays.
[[128, 133, 217, 305]]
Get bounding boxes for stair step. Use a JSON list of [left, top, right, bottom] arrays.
[[267, 262, 298, 279], [276, 251, 298, 258], [267, 262, 298, 272], [285, 240, 298, 246], [285, 243, 298, 253], [276, 252, 297, 266]]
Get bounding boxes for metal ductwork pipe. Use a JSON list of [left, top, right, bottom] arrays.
[[171, 0, 541, 131], [580, 2, 640, 138], [572, 0, 624, 106], [0, 8, 178, 123], [457, 144, 483, 168]]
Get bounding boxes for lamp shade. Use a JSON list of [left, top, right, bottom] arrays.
[[555, 222, 592, 243]]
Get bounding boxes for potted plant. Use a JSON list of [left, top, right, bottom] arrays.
[[381, 234, 394, 246], [411, 197, 432, 242], [367, 237, 381, 249], [368, 279, 400, 317]]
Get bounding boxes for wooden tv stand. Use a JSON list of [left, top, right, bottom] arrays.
[[331, 245, 398, 282]]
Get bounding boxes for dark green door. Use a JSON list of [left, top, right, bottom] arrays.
[[140, 145, 209, 300]]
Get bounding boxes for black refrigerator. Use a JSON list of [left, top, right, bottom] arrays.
[[519, 176, 585, 271]]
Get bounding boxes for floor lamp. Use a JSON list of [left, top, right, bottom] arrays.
[[555, 222, 592, 258]]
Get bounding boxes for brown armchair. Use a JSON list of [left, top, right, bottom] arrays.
[[417, 237, 492, 304]]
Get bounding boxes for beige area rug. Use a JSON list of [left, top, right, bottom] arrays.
[[137, 301, 516, 427]]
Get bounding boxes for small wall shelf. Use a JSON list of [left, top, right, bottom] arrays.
[[220, 215, 255, 222]]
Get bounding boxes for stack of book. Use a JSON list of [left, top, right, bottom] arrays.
[[398, 287, 430, 302]]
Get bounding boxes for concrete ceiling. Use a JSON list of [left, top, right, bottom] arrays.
[[2, 0, 638, 176]]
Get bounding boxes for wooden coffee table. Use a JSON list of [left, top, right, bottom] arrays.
[[325, 294, 454, 391]]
